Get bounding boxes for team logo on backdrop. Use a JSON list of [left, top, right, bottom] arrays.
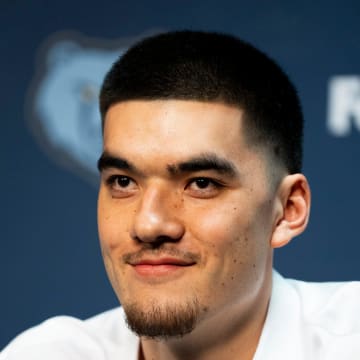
[[327, 76, 360, 136], [27, 32, 155, 184]]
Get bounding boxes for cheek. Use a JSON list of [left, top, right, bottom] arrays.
[[192, 201, 249, 244], [188, 203, 251, 270], [185, 205, 264, 308], [98, 193, 132, 251], [188, 198, 271, 277], [98, 197, 131, 298]]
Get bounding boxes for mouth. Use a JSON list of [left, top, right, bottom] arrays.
[[129, 257, 196, 277]]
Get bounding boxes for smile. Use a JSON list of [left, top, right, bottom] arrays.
[[130, 258, 196, 277]]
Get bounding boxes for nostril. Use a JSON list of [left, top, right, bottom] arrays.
[[154, 235, 183, 246], [133, 235, 182, 249], [131, 218, 185, 244], [132, 227, 184, 244]]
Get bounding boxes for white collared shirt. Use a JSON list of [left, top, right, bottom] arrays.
[[2, 271, 360, 359]]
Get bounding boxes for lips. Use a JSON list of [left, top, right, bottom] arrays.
[[131, 257, 195, 266], [129, 257, 196, 277]]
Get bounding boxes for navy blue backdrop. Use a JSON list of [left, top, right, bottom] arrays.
[[1, 0, 360, 349]]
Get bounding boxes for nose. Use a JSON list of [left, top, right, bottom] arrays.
[[131, 184, 185, 244]]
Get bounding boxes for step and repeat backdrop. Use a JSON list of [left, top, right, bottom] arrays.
[[1, 0, 359, 349]]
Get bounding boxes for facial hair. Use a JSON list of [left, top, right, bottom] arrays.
[[124, 298, 201, 339]]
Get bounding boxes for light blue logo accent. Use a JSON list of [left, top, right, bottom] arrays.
[[28, 33, 129, 182]]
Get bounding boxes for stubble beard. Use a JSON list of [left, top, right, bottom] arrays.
[[123, 298, 201, 340]]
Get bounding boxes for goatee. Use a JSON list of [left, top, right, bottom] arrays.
[[124, 299, 201, 339]]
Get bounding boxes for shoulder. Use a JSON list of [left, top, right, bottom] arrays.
[[0, 308, 138, 360], [284, 275, 360, 334], [273, 272, 360, 359]]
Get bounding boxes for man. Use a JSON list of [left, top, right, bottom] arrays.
[[2, 30, 360, 359]]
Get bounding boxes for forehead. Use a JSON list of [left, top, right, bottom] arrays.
[[103, 100, 276, 180], [102, 100, 269, 176], [103, 100, 275, 188]]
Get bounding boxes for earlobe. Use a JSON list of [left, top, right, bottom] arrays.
[[271, 174, 311, 249]]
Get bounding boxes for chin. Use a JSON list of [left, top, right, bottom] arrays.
[[122, 297, 201, 339]]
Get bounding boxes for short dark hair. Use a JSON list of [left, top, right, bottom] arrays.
[[100, 30, 303, 173]]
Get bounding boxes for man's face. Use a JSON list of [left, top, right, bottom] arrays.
[[98, 100, 281, 338]]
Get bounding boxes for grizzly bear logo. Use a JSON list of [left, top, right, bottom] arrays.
[[26, 32, 147, 184]]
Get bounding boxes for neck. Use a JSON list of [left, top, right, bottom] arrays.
[[139, 271, 272, 360]]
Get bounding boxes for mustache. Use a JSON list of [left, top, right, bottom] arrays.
[[122, 246, 201, 264]]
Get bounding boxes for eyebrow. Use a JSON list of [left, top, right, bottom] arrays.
[[97, 152, 239, 178], [168, 153, 239, 178], [97, 152, 138, 173]]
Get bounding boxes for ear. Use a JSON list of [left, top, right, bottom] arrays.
[[271, 174, 311, 248]]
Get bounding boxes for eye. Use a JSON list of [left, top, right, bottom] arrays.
[[105, 175, 137, 198], [193, 178, 212, 189], [186, 177, 223, 198], [113, 176, 132, 188]]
